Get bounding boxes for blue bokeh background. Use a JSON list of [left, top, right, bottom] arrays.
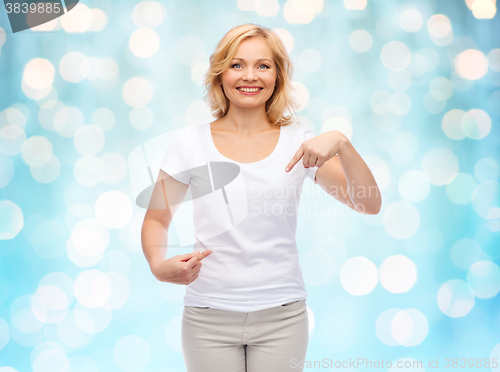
[[1, 0, 500, 371]]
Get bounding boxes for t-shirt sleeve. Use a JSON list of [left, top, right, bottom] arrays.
[[302, 124, 319, 184], [159, 128, 191, 185]]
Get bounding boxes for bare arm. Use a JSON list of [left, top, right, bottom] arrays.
[[335, 138, 381, 214], [141, 169, 211, 283], [286, 129, 381, 215], [314, 142, 381, 215]]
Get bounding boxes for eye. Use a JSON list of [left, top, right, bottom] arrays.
[[230, 63, 271, 69]]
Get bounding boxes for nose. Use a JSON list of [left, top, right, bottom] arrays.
[[243, 67, 257, 81]]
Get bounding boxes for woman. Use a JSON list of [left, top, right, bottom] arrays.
[[141, 23, 381, 372]]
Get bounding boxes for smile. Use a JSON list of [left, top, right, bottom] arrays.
[[236, 87, 263, 95]]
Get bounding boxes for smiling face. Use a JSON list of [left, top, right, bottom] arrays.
[[219, 37, 277, 109]]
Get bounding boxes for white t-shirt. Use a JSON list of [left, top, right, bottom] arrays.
[[159, 121, 319, 312]]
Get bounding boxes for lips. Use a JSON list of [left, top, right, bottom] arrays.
[[236, 87, 263, 91]]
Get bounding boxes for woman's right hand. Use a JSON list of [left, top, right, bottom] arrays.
[[151, 250, 213, 284]]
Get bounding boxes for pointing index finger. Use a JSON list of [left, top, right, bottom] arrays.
[[285, 146, 304, 172], [197, 250, 212, 261]]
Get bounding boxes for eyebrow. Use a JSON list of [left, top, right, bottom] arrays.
[[233, 58, 272, 63]]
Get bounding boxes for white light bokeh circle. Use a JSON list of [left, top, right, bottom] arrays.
[[299, 48, 322, 72], [301, 238, 347, 286], [59, 52, 90, 83], [23, 58, 55, 90], [398, 170, 430, 203], [421, 147, 459, 185], [283, 0, 316, 24], [437, 279, 475, 318], [113, 335, 151, 372], [376, 308, 401, 346], [290, 81, 310, 113], [99, 56, 119, 81], [455, 49, 489, 80], [74, 125, 105, 156], [32, 349, 70, 372], [21, 135, 53, 167], [10, 294, 44, 334], [451, 73, 475, 92], [89, 8, 108, 32], [122, 77, 153, 108], [380, 41, 412, 71], [491, 343, 500, 372], [1, 107, 28, 129], [132, 1, 167, 28], [67, 218, 110, 267], [91, 108, 116, 132], [450, 238, 482, 270], [61, 3, 93, 33], [38, 100, 64, 132], [461, 109, 491, 140], [375, 111, 403, 138], [429, 76, 453, 101], [427, 14, 452, 38], [0, 319, 10, 353], [100, 153, 128, 185], [349, 29, 373, 53], [406, 52, 428, 77], [388, 92, 412, 116], [344, 0, 367, 10], [471, 180, 499, 219], [54, 106, 85, 138], [474, 157, 499, 182], [383, 201, 420, 239], [129, 28, 160, 58], [321, 116, 353, 140], [130, 107, 154, 130], [0, 154, 14, 188], [100, 272, 130, 310], [95, 191, 133, 229], [0, 124, 26, 156], [442, 109, 467, 140], [421, 48, 440, 71], [339, 257, 378, 295], [466, 260, 500, 298], [391, 309, 428, 346], [73, 155, 105, 187], [379, 255, 418, 293], [388, 70, 412, 92], [399, 9, 423, 32], [0, 26, 6, 48], [0, 200, 24, 240], [31, 285, 68, 327], [423, 91, 446, 114], [376, 15, 399, 39], [471, 0, 497, 19], [74, 270, 111, 308], [175, 35, 205, 66], [164, 314, 183, 353], [445, 172, 478, 205], [371, 90, 390, 114], [488, 48, 500, 72], [30, 153, 61, 184], [85, 56, 103, 80]]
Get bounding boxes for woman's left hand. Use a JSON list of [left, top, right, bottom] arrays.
[[285, 130, 347, 172]]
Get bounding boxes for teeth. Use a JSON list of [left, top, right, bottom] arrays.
[[237, 87, 262, 92]]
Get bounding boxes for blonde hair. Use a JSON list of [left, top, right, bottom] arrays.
[[202, 23, 300, 127]]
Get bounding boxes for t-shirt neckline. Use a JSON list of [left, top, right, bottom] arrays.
[[206, 122, 285, 167]]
